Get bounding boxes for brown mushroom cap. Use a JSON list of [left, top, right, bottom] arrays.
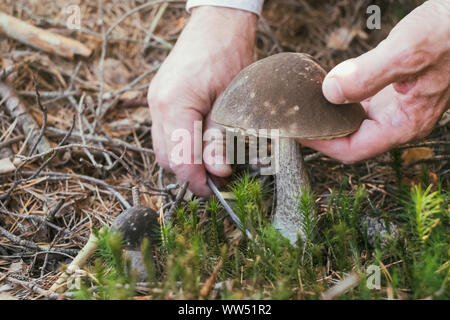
[[212, 53, 366, 139], [111, 205, 160, 250]]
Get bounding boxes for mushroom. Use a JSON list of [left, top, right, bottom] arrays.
[[111, 205, 160, 280], [212, 52, 366, 245], [50, 204, 160, 292], [50, 191, 160, 292], [111, 205, 161, 249]]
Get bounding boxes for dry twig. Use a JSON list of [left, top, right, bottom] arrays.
[[0, 11, 91, 59]]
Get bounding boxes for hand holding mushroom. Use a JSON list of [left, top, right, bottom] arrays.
[[302, 0, 450, 163], [212, 53, 366, 244], [147, 6, 257, 196], [147, 0, 449, 197]]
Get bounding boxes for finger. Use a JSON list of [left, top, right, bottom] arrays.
[[297, 118, 403, 163], [203, 113, 232, 178], [164, 108, 211, 196], [322, 33, 425, 104], [151, 122, 170, 170]]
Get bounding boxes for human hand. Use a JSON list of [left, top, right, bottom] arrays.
[[299, 0, 450, 163], [147, 6, 257, 196]]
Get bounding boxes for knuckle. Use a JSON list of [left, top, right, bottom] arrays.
[[394, 45, 429, 73], [148, 85, 173, 114], [168, 161, 193, 180], [395, 46, 415, 65]]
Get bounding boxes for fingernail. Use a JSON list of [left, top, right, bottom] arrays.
[[322, 77, 347, 104]]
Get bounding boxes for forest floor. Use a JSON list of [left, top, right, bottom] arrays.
[[0, 0, 448, 300]]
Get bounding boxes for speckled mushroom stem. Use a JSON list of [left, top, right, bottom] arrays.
[[272, 137, 311, 245]]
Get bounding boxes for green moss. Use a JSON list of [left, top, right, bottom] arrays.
[[71, 172, 449, 300]]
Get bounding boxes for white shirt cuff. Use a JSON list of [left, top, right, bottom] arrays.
[[186, 0, 264, 16]]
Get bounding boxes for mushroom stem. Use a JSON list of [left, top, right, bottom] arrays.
[[272, 137, 310, 245]]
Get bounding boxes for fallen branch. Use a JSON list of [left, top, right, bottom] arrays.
[[0, 114, 75, 201], [14, 143, 134, 177], [0, 224, 78, 255], [0, 272, 60, 300], [0, 134, 24, 149], [27, 78, 48, 157], [0, 11, 92, 59], [165, 182, 188, 222], [46, 127, 154, 154], [0, 65, 15, 81], [0, 207, 74, 239], [17, 170, 169, 195], [76, 94, 102, 170], [0, 80, 51, 155]]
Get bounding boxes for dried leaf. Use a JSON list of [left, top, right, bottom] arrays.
[[326, 27, 367, 51], [0, 157, 16, 174], [401, 147, 433, 165], [174, 17, 185, 28], [98, 58, 131, 87], [402, 172, 439, 189], [8, 260, 26, 274], [107, 118, 139, 136], [327, 28, 354, 50], [119, 90, 142, 101], [142, 195, 162, 212], [130, 107, 151, 123], [428, 172, 438, 185], [106, 108, 150, 137]]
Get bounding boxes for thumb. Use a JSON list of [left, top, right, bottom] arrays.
[[322, 36, 415, 104]]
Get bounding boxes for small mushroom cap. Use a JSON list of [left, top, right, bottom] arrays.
[[111, 205, 160, 250], [212, 53, 367, 139]]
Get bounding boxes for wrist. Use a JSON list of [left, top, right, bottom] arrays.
[[190, 6, 258, 31]]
